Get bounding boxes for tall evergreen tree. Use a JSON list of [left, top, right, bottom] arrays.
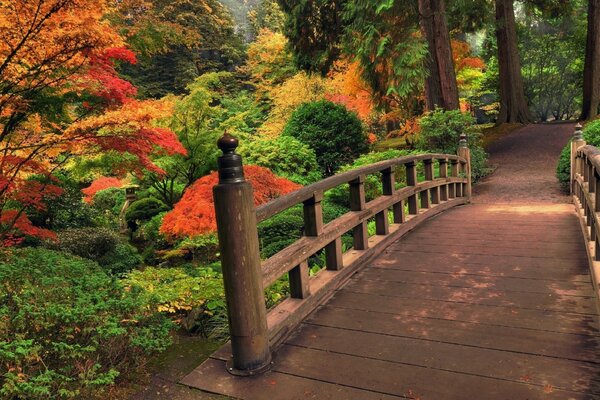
[[582, 0, 600, 120], [495, 0, 532, 124], [419, 0, 460, 110]]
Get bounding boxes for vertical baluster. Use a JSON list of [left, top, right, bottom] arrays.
[[420, 159, 433, 209], [449, 159, 459, 198], [288, 261, 310, 299], [376, 167, 393, 235], [431, 160, 440, 205], [439, 158, 448, 201], [289, 191, 325, 299], [350, 175, 368, 249], [406, 161, 419, 215], [393, 200, 406, 223], [325, 237, 343, 271]]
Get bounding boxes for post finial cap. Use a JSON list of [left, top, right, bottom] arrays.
[[459, 133, 468, 148], [218, 132, 239, 154], [574, 123, 584, 140]]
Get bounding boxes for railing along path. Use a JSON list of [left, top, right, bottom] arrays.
[[212, 133, 471, 376], [572, 124, 600, 298]]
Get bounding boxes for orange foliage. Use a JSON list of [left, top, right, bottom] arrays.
[[161, 165, 301, 238], [0, 0, 186, 243], [81, 177, 127, 203], [326, 61, 375, 121], [451, 40, 486, 73]]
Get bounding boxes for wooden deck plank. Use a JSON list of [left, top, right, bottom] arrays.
[[325, 290, 600, 335], [306, 305, 600, 363], [388, 242, 587, 259], [180, 358, 403, 400], [376, 250, 590, 269], [369, 261, 592, 282], [286, 324, 600, 394], [273, 344, 591, 399], [345, 278, 598, 314], [355, 267, 594, 296]]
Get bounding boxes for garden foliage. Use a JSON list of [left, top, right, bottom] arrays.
[[0, 248, 172, 399], [282, 100, 368, 175]]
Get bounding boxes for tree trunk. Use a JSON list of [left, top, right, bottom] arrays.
[[582, 0, 600, 120], [418, 0, 460, 111], [495, 0, 532, 124]]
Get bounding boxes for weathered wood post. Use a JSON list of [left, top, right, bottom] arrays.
[[457, 133, 472, 202], [213, 133, 271, 376], [571, 123, 586, 195]]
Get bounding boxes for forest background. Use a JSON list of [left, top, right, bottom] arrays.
[[1, 0, 599, 398]]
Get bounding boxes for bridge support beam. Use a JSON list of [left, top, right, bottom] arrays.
[[213, 133, 271, 376]]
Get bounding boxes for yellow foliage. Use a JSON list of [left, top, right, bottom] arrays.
[[259, 72, 328, 136]]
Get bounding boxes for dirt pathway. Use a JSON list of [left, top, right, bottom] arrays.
[[473, 123, 575, 203]]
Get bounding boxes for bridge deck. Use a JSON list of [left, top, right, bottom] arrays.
[[182, 202, 600, 399]]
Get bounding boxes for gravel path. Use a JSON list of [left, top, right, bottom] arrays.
[[473, 123, 575, 203]]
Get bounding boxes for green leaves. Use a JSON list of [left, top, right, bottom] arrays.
[[0, 248, 173, 398], [376, 0, 395, 14]]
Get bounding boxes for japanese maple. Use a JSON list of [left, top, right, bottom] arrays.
[[160, 165, 301, 239], [0, 0, 186, 244]]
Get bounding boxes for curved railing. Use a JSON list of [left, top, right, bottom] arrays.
[[212, 134, 471, 375], [571, 126, 600, 299]]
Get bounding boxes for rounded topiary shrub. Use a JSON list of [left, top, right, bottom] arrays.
[[0, 248, 173, 399], [238, 135, 323, 185], [125, 198, 169, 231], [557, 120, 600, 190], [282, 100, 368, 176]]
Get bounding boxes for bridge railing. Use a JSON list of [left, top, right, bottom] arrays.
[[571, 124, 600, 300], [213, 134, 471, 376]]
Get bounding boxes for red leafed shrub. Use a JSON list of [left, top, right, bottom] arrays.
[[82, 177, 126, 203], [161, 165, 301, 238]]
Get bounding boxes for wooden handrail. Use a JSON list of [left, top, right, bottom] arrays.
[[571, 124, 600, 302], [212, 134, 471, 376], [256, 153, 466, 222]]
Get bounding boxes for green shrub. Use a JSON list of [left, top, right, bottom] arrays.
[[123, 266, 226, 337], [125, 198, 168, 225], [0, 248, 173, 399], [417, 108, 489, 181], [282, 100, 368, 175], [92, 187, 126, 216], [238, 136, 322, 185], [53, 227, 120, 259], [98, 243, 143, 275], [258, 206, 304, 258], [556, 143, 571, 190], [125, 198, 168, 233], [47, 228, 141, 275], [557, 120, 600, 189]]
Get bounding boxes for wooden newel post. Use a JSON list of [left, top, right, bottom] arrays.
[[457, 133, 472, 202], [571, 123, 586, 195], [212, 133, 271, 376]]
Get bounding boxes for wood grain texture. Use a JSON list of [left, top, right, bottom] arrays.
[[182, 203, 600, 399]]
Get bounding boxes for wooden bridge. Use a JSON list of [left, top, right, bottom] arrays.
[[181, 125, 600, 399]]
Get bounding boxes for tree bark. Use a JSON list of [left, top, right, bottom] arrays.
[[419, 0, 460, 111], [582, 0, 600, 120], [495, 0, 532, 124]]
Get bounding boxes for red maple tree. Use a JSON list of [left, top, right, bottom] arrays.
[[161, 165, 301, 239], [0, 1, 186, 245]]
